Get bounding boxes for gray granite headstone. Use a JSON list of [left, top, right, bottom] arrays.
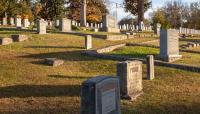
[[59, 18, 71, 32], [102, 15, 120, 33], [37, 19, 46, 34], [158, 29, 182, 62], [117, 61, 143, 100], [81, 76, 121, 114], [85, 35, 92, 49], [146, 55, 155, 80]]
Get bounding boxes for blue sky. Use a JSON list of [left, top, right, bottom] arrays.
[[108, 0, 199, 20]]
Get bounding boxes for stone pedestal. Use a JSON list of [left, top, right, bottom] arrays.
[[146, 55, 155, 80], [85, 35, 92, 49], [158, 29, 182, 62], [59, 18, 71, 32], [81, 76, 121, 114], [117, 61, 143, 100], [37, 19, 46, 34]]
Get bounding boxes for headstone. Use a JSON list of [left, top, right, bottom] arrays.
[[55, 19, 60, 27], [81, 76, 121, 114], [44, 58, 64, 67], [117, 61, 143, 100], [158, 29, 182, 62], [2, 17, 7, 25], [60, 18, 71, 32], [85, 35, 92, 49], [0, 38, 13, 45], [146, 55, 155, 80], [23, 18, 29, 28], [155, 23, 161, 35], [93, 28, 98, 32], [11, 35, 28, 42], [102, 14, 120, 33], [10, 17, 14, 25], [37, 19, 46, 34], [15, 17, 22, 29]]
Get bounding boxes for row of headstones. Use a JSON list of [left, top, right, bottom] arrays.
[[81, 56, 155, 114], [180, 42, 200, 49], [119, 24, 153, 31], [71, 20, 103, 29], [1, 17, 31, 28], [179, 28, 200, 35]]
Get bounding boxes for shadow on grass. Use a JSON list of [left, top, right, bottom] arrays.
[[24, 45, 84, 49], [0, 84, 80, 98], [21, 50, 97, 62], [107, 53, 156, 59], [48, 75, 92, 79]]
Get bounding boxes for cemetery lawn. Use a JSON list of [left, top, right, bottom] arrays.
[[108, 46, 200, 66], [0, 31, 200, 114]]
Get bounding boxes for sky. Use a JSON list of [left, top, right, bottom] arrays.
[[108, 0, 199, 21]]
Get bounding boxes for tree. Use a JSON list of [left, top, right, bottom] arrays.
[[66, 0, 108, 23], [123, 0, 151, 17], [38, 0, 66, 20]]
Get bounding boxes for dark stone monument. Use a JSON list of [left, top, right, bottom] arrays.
[[81, 76, 121, 114]]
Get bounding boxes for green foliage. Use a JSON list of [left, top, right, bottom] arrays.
[[39, 0, 66, 20], [124, 0, 151, 16]]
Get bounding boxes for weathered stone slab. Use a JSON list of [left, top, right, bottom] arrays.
[[44, 58, 64, 67], [11, 35, 28, 42], [146, 55, 155, 80], [81, 76, 121, 114], [37, 19, 46, 34], [0, 38, 13, 45], [85, 35, 92, 49], [102, 15, 120, 33], [59, 18, 71, 32], [117, 60, 143, 100], [158, 29, 182, 62]]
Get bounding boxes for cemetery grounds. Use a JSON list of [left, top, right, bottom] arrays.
[[0, 30, 200, 114]]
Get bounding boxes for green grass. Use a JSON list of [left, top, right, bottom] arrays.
[[108, 46, 159, 58], [0, 31, 200, 114]]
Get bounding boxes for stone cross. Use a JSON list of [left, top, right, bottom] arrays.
[[146, 55, 155, 80], [117, 60, 143, 100], [81, 76, 121, 114]]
